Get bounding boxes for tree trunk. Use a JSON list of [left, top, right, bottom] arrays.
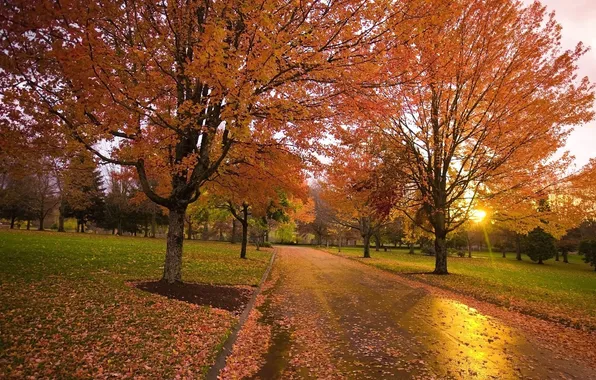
[[231, 219, 237, 244], [240, 223, 248, 259], [38, 214, 45, 231], [434, 235, 448, 274], [240, 204, 249, 259], [26, 219, 31, 230], [538, 257, 543, 264], [555, 250, 559, 261], [187, 219, 193, 240], [162, 206, 187, 283], [338, 236, 342, 253], [501, 247, 506, 258], [58, 204, 65, 232], [363, 234, 371, 258], [144, 217, 149, 237], [80, 221, 85, 233], [515, 234, 522, 261], [117, 218, 122, 236], [563, 251, 569, 263], [409, 243, 414, 254], [151, 211, 157, 238], [374, 234, 381, 251], [10, 215, 16, 229], [467, 233, 472, 258]]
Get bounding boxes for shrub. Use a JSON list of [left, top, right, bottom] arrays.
[[447, 248, 465, 257], [421, 243, 435, 256]]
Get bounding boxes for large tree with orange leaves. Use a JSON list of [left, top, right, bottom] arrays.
[[372, 0, 594, 274], [0, 0, 424, 282]]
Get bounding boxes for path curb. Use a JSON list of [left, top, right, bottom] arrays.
[[206, 249, 277, 380]]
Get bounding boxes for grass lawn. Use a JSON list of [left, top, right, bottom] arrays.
[[322, 245, 596, 330], [0, 229, 271, 378]]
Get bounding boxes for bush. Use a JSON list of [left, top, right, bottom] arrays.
[[260, 241, 273, 248], [447, 248, 465, 257], [578, 240, 596, 271], [421, 243, 435, 256], [524, 228, 556, 264]]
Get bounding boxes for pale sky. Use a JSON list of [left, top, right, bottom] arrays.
[[528, 0, 596, 169]]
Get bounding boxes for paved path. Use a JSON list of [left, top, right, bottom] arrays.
[[254, 246, 595, 379]]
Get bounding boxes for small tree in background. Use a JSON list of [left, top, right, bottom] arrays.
[[524, 228, 557, 264], [556, 239, 577, 264], [578, 240, 596, 271]]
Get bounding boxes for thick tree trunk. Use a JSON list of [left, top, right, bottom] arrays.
[[363, 234, 371, 258], [117, 218, 122, 236], [162, 206, 187, 283], [502, 247, 506, 258], [409, 243, 414, 254], [231, 219, 237, 244], [80, 221, 85, 233], [144, 217, 149, 237], [10, 215, 16, 229], [515, 234, 522, 261], [467, 233, 472, 258], [563, 251, 569, 263], [26, 219, 30, 230], [434, 235, 448, 274], [555, 250, 559, 261], [538, 257, 543, 264]]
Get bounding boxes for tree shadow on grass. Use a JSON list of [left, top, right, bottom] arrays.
[[133, 281, 254, 313]]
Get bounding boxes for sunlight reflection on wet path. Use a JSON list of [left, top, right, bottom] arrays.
[[261, 247, 594, 379]]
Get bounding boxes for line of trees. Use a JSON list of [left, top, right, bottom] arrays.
[[1, 0, 595, 280]]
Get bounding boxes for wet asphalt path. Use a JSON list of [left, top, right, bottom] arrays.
[[256, 246, 595, 379]]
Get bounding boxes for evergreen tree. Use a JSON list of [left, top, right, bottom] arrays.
[[524, 228, 557, 264]]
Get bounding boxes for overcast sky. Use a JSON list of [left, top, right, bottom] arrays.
[[526, 0, 596, 169]]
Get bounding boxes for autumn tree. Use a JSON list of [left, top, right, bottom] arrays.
[[60, 152, 105, 232], [322, 143, 403, 258], [0, 0, 428, 282], [211, 142, 307, 258], [372, 0, 594, 273]]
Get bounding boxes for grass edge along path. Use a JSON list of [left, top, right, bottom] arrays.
[[0, 230, 272, 379], [320, 246, 596, 331]]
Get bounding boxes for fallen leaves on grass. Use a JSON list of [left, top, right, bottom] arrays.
[[0, 278, 235, 379]]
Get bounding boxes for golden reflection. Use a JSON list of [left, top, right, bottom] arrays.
[[401, 297, 523, 379]]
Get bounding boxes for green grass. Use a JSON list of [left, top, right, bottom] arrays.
[[323, 245, 596, 329], [0, 229, 272, 378]]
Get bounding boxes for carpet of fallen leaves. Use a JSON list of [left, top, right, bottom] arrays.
[[0, 231, 273, 379], [218, 294, 272, 379], [0, 278, 235, 378], [326, 247, 596, 331]]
